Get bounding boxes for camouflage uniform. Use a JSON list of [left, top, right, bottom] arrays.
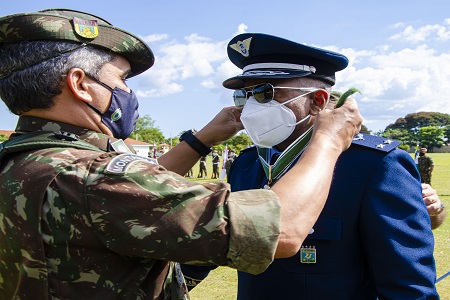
[[0, 116, 281, 299], [225, 157, 234, 178], [418, 155, 434, 184]]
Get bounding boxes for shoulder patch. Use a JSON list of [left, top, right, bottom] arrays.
[[351, 133, 401, 152], [105, 154, 157, 175]]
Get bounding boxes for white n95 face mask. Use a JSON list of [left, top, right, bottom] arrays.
[[241, 96, 311, 148]]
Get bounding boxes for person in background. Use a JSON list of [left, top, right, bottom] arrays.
[[182, 33, 438, 299], [211, 149, 221, 179], [0, 10, 362, 299], [197, 155, 208, 178], [224, 150, 235, 179], [418, 147, 434, 184], [185, 168, 193, 178], [414, 144, 420, 168]]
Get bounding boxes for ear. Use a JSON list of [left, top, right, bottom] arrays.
[[66, 68, 93, 103], [310, 90, 329, 116]]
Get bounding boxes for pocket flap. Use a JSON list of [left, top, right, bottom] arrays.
[[307, 216, 341, 240]]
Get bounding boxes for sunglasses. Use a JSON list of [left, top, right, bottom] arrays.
[[233, 83, 319, 107]]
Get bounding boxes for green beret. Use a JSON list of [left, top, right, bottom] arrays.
[[0, 8, 154, 78]]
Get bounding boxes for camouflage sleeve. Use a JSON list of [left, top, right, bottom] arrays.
[[84, 153, 281, 273], [225, 189, 281, 274]]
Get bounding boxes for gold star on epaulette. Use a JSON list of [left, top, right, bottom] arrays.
[[229, 37, 252, 57], [376, 144, 385, 149], [383, 139, 393, 144]]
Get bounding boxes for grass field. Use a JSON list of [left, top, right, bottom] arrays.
[[187, 153, 450, 299]]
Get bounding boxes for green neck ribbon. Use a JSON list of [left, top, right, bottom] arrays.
[[256, 126, 314, 187]]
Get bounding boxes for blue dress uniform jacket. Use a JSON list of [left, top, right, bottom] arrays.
[[232, 134, 438, 300]]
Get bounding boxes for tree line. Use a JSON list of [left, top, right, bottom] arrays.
[[376, 112, 449, 152], [131, 112, 450, 154], [1, 112, 446, 153]]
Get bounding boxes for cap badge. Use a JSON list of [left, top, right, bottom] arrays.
[[229, 37, 252, 57], [73, 17, 99, 39]]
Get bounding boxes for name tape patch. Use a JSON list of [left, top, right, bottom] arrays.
[[105, 154, 158, 175]]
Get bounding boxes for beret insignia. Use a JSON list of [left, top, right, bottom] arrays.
[[73, 17, 98, 39]]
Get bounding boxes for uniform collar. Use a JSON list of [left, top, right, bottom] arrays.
[[14, 116, 120, 152]]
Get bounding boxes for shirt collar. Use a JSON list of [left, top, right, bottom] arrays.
[[14, 116, 115, 151]]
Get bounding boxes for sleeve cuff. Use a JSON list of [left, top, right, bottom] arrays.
[[225, 189, 281, 274]]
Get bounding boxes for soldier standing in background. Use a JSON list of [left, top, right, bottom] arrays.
[[418, 147, 434, 184], [197, 155, 208, 178], [211, 149, 220, 179], [224, 150, 235, 179]]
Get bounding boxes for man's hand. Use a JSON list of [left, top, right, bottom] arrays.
[[158, 106, 242, 174], [196, 106, 244, 147], [422, 184, 441, 214], [422, 183, 447, 229], [312, 98, 363, 153]]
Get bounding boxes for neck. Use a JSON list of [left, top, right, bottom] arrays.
[[23, 93, 111, 136]]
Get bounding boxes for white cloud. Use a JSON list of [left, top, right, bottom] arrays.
[[337, 43, 450, 131], [139, 33, 169, 43], [135, 33, 229, 98], [236, 23, 248, 35], [389, 20, 450, 43], [390, 22, 405, 29], [133, 22, 450, 133], [200, 79, 216, 89]]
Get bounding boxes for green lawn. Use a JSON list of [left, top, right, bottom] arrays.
[[188, 153, 450, 299]]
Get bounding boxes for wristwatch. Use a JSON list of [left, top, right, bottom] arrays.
[[179, 129, 212, 156]]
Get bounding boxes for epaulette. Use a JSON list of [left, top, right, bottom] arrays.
[[351, 133, 401, 152], [0, 131, 103, 162]]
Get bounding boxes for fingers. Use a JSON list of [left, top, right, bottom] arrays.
[[426, 199, 442, 215], [340, 98, 363, 131], [423, 195, 437, 206], [421, 183, 436, 198], [313, 98, 363, 152], [197, 106, 243, 145]]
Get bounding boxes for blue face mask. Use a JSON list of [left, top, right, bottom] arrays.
[[86, 75, 139, 140]]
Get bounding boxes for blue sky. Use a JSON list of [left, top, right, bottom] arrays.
[[2, 0, 450, 137]]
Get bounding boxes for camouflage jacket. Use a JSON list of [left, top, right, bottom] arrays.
[[418, 155, 434, 173], [0, 116, 281, 299]]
